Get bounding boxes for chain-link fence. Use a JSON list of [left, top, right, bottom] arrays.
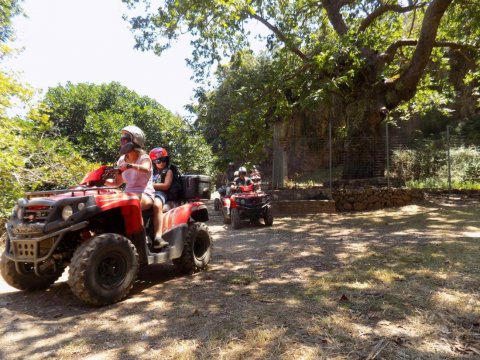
[[277, 123, 480, 190]]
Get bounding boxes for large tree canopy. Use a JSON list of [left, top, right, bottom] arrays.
[[124, 0, 478, 179], [40, 82, 216, 174]]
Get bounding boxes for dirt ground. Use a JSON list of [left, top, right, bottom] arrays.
[[0, 195, 479, 360]]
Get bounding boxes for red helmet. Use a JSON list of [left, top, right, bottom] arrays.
[[149, 147, 169, 161]]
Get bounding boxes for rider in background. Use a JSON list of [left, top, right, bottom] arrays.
[[232, 166, 253, 191], [222, 162, 236, 185], [109, 125, 154, 211], [250, 165, 262, 190], [218, 162, 236, 197]]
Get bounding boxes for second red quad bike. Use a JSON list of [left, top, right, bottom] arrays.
[[1, 166, 213, 306], [217, 183, 273, 229]]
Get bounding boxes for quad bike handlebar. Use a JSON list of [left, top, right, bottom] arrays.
[[230, 183, 253, 193], [80, 165, 121, 187]]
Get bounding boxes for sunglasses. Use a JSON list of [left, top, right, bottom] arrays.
[[154, 157, 168, 163], [120, 135, 132, 145]]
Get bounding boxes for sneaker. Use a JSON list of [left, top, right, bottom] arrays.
[[153, 237, 169, 248]]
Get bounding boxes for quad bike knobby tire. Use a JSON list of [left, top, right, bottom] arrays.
[[173, 222, 212, 274], [0, 251, 64, 291], [222, 207, 231, 224], [68, 233, 139, 306], [231, 208, 241, 229], [264, 205, 274, 226], [214, 198, 220, 211]]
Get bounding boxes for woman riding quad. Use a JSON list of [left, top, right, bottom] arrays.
[[108, 125, 154, 211]]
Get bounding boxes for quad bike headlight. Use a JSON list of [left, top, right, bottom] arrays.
[[77, 202, 86, 211], [16, 198, 27, 219], [61, 205, 73, 220]]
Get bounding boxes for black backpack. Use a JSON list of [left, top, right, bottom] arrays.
[[166, 164, 183, 201]]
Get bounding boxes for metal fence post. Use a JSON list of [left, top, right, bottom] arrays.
[[386, 119, 390, 187], [447, 126, 451, 193], [329, 115, 332, 193]]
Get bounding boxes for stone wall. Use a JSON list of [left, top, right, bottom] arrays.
[[332, 187, 425, 211], [268, 188, 330, 201], [267, 186, 425, 213], [271, 199, 336, 215]]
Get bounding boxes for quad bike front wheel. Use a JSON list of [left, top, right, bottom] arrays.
[[0, 251, 65, 291], [173, 222, 212, 274], [231, 208, 241, 229], [264, 205, 274, 226], [68, 233, 139, 306], [222, 207, 231, 224]]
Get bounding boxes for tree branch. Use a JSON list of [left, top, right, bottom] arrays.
[[380, 39, 476, 65], [358, 2, 427, 33], [386, 0, 454, 107], [321, 0, 348, 35], [248, 13, 308, 61]]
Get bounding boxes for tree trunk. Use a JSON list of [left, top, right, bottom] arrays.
[[272, 120, 288, 188], [342, 97, 386, 179]]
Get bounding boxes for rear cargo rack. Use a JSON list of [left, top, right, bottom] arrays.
[[25, 186, 121, 199]]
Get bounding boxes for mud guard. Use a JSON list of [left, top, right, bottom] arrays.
[[191, 205, 209, 222], [163, 224, 188, 259]]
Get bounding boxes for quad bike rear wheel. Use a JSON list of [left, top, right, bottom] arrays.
[[231, 208, 241, 229], [173, 222, 212, 274], [214, 198, 220, 211], [0, 251, 64, 291], [264, 205, 274, 226], [68, 233, 139, 306]]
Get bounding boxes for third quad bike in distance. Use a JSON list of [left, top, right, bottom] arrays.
[[1, 166, 213, 306], [219, 183, 273, 229]]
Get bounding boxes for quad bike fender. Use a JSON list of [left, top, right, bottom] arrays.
[[162, 202, 208, 232], [163, 224, 188, 259], [95, 193, 143, 235], [229, 196, 238, 209]]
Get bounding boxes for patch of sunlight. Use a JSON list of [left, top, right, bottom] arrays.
[[342, 281, 373, 290], [162, 339, 198, 360], [432, 290, 480, 314], [311, 277, 332, 291], [231, 264, 251, 271], [218, 341, 248, 359], [369, 269, 401, 284], [312, 313, 358, 342], [463, 231, 480, 238], [285, 298, 302, 306], [416, 340, 454, 357], [245, 326, 287, 353], [263, 278, 301, 285], [281, 344, 321, 360], [144, 300, 169, 310], [402, 205, 424, 213], [410, 269, 450, 280], [58, 340, 89, 358]]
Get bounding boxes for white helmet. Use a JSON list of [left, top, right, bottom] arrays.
[[120, 125, 145, 154], [234, 171, 239, 177], [121, 125, 145, 148], [238, 166, 247, 175]]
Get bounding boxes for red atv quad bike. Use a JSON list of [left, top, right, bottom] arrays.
[[0, 166, 213, 306], [217, 183, 273, 229]]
